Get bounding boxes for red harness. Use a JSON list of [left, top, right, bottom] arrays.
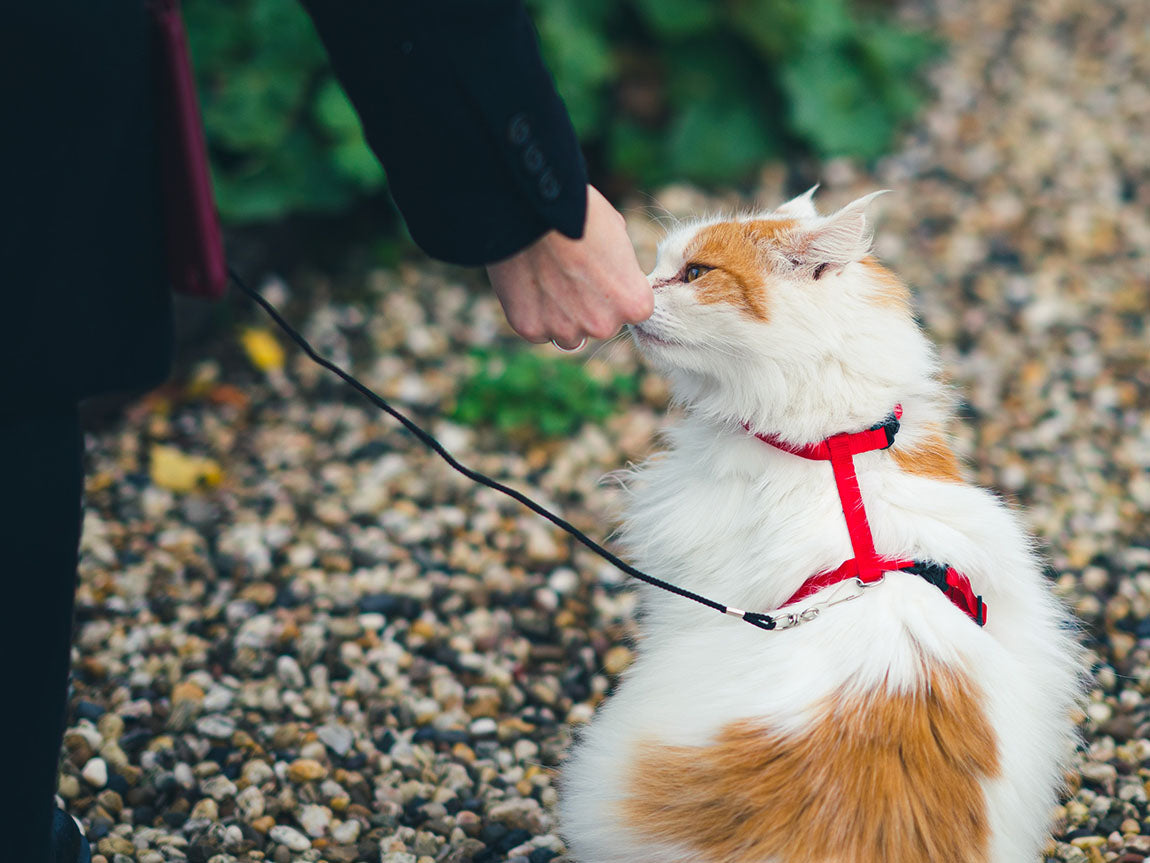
[[748, 406, 986, 626]]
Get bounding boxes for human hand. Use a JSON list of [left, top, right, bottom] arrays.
[[486, 185, 654, 349]]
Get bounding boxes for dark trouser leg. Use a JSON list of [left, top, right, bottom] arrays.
[[2, 407, 83, 863]]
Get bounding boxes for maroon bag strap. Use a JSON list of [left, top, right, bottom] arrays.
[[150, 0, 227, 299]]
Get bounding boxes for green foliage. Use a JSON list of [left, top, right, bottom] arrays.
[[575, 0, 941, 186], [451, 349, 637, 439], [186, 0, 937, 224], [184, 0, 383, 223]]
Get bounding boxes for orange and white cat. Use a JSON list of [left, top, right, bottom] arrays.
[[559, 189, 1082, 862]]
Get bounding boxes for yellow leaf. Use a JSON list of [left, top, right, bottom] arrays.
[[240, 327, 285, 372], [150, 445, 223, 493]]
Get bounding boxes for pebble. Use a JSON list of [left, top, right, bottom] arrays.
[[469, 718, 497, 738], [82, 758, 108, 788], [235, 784, 265, 820], [331, 819, 361, 844], [299, 804, 332, 837], [317, 723, 355, 756], [58, 773, 81, 799], [268, 825, 312, 852], [287, 758, 327, 783], [194, 715, 235, 739]]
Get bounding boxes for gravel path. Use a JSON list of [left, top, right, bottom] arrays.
[[60, 0, 1147, 861]]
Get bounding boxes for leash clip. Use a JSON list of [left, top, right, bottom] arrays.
[[774, 607, 821, 630]]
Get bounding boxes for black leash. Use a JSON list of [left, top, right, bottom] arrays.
[[230, 267, 780, 631]]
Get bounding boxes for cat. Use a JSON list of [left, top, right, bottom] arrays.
[[558, 189, 1083, 863]]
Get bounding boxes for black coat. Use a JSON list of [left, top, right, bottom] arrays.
[[1, 0, 586, 408]]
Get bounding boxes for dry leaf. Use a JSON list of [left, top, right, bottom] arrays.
[[150, 445, 222, 493], [240, 327, 285, 372]]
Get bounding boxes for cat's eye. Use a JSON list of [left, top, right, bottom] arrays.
[[685, 264, 710, 282]]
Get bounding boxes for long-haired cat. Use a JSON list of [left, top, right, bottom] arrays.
[[559, 189, 1082, 862]]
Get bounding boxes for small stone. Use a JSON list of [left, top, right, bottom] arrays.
[[331, 819, 361, 844], [97, 713, 125, 742], [456, 811, 481, 837], [1086, 702, 1113, 724], [603, 646, 634, 676], [299, 804, 332, 837], [202, 774, 238, 801], [82, 758, 109, 788], [288, 758, 327, 783], [223, 824, 245, 850], [268, 825, 312, 852], [1070, 835, 1107, 849], [242, 759, 275, 786], [316, 723, 355, 757], [172, 681, 205, 705], [488, 798, 548, 833], [469, 718, 497, 738], [57, 774, 81, 799], [95, 790, 123, 816], [1080, 762, 1117, 793], [195, 715, 236, 739], [276, 655, 306, 688], [190, 798, 218, 820], [97, 837, 135, 857], [236, 785, 265, 821]]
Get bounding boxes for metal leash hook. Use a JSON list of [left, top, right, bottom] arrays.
[[775, 577, 878, 630]]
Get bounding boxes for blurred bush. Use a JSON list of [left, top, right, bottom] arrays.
[[184, 0, 385, 223], [187, 0, 937, 224]]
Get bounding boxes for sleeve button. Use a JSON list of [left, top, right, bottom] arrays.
[[539, 171, 560, 201], [508, 114, 530, 145], [523, 145, 544, 173]]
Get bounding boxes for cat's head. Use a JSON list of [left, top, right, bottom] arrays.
[[631, 189, 937, 438]]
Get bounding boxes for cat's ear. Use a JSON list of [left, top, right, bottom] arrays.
[[773, 185, 820, 219], [784, 190, 889, 274]]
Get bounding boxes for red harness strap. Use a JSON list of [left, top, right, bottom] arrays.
[[748, 406, 986, 626]]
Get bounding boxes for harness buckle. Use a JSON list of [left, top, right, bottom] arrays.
[[868, 412, 901, 449]]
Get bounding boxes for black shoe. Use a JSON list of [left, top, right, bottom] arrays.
[[50, 809, 91, 863]]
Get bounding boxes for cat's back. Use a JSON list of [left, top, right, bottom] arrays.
[[562, 427, 1078, 863]]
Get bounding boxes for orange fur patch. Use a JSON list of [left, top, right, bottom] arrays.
[[893, 432, 964, 482], [684, 220, 796, 321], [861, 255, 913, 312], [624, 664, 999, 863]]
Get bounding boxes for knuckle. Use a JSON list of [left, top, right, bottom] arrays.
[[587, 319, 618, 340], [516, 322, 547, 343]]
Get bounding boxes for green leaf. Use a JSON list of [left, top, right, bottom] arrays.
[[529, 0, 615, 135], [725, 0, 811, 59], [608, 120, 666, 185], [667, 101, 779, 182], [661, 46, 781, 182], [781, 44, 891, 158], [631, 0, 717, 39]]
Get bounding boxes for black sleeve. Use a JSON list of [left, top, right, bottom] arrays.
[[299, 0, 588, 267]]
